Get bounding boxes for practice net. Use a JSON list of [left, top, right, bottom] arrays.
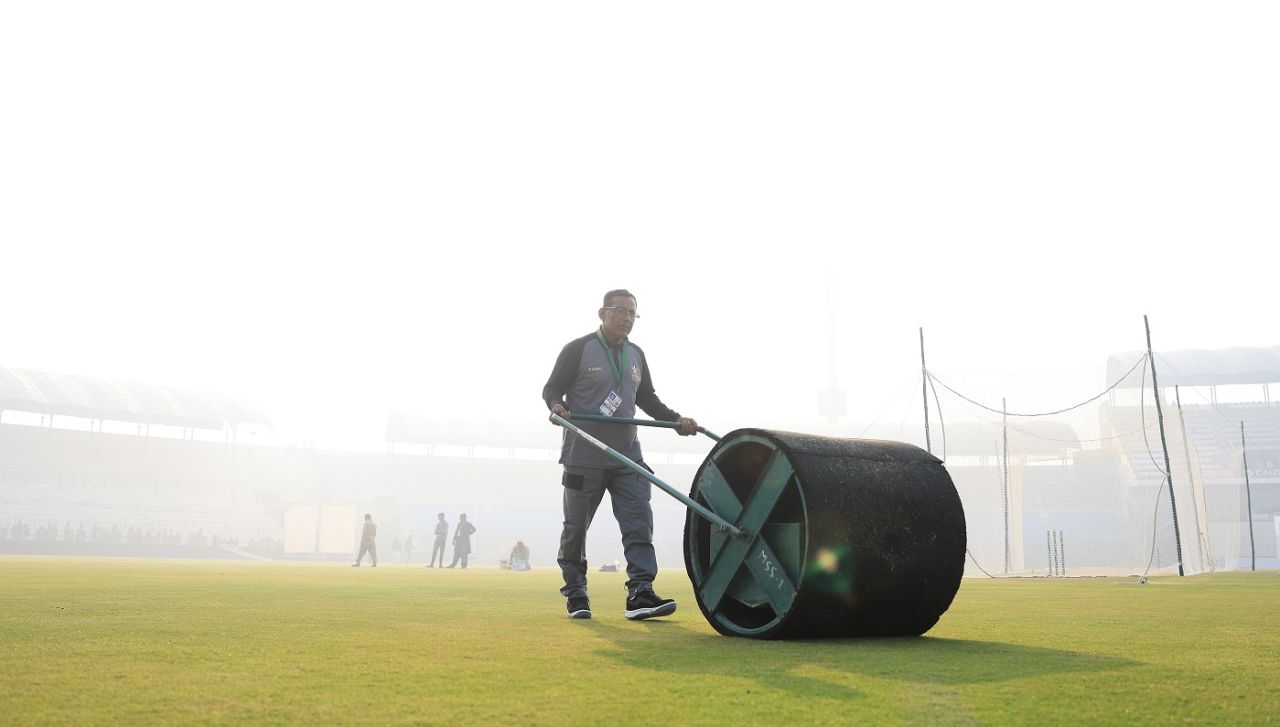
[[921, 352, 1273, 577]]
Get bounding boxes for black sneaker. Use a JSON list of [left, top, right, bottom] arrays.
[[625, 589, 676, 620], [567, 596, 592, 619]]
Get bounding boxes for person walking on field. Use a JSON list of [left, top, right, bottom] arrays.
[[352, 513, 378, 567], [426, 512, 449, 568], [446, 513, 477, 569], [543, 289, 698, 621]]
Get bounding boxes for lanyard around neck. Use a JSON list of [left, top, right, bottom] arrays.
[[595, 330, 627, 389]]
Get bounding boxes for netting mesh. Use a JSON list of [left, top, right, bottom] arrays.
[[922, 354, 1266, 577]]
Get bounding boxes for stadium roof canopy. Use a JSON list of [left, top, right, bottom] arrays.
[[1107, 346, 1280, 388], [0, 367, 271, 430]]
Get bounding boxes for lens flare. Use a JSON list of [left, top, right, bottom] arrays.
[[816, 548, 839, 573]]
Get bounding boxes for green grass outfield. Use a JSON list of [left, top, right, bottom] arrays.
[[2, 557, 1278, 725]]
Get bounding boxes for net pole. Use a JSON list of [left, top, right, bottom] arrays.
[[1002, 397, 1010, 575], [1049, 531, 1056, 576], [1046, 531, 1052, 577], [920, 327, 932, 455], [1144, 315, 1185, 576], [1175, 386, 1211, 573], [1052, 530, 1061, 576], [1241, 421, 1256, 572], [1058, 530, 1066, 577]]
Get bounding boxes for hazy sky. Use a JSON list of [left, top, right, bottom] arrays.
[[3, 2, 1276, 448]]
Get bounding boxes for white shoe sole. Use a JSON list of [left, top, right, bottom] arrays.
[[567, 609, 592, 619], [625, 601, 677, 620]]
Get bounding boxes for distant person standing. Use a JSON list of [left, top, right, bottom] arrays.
[[404, 534, 414, 565], [426, 513, 449, 568], [352, 513, 378, 567], [446, 514, 477, 569]]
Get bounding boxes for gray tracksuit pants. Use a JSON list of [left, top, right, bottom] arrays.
[[558, 465, 656, 598]]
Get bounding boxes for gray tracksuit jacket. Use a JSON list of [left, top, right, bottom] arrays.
[[542, 330, 681, 468]]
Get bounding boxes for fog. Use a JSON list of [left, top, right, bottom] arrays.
[[2, 2, 1277, 567]]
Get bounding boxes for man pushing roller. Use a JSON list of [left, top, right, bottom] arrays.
[[543, 289, 698, 621]]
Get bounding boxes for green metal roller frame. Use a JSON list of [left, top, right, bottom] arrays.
[[685, 433, 805, 636], [552, 413, 804, 635]]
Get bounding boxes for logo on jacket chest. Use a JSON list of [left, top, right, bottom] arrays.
[[631, 363, 641, 384]]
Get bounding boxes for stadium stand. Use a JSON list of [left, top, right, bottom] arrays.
[[3, 354, 1275, 573]]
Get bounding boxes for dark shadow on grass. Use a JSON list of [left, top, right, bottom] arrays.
[[579, 618, 864, 699], [587, 618, 1140, 700]]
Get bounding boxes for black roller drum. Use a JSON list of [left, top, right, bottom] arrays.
[[682, 428, 966, 639]]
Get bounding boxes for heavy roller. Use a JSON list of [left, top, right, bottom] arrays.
[[551, 413, 966, 640]]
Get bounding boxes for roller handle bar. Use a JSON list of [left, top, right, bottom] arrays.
[[566, 412, 721, 442], [550, 413, 744, 538]]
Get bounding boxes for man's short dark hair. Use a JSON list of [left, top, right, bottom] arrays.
[[603, 289, 636, 307], [364, 513, 372, 520]]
